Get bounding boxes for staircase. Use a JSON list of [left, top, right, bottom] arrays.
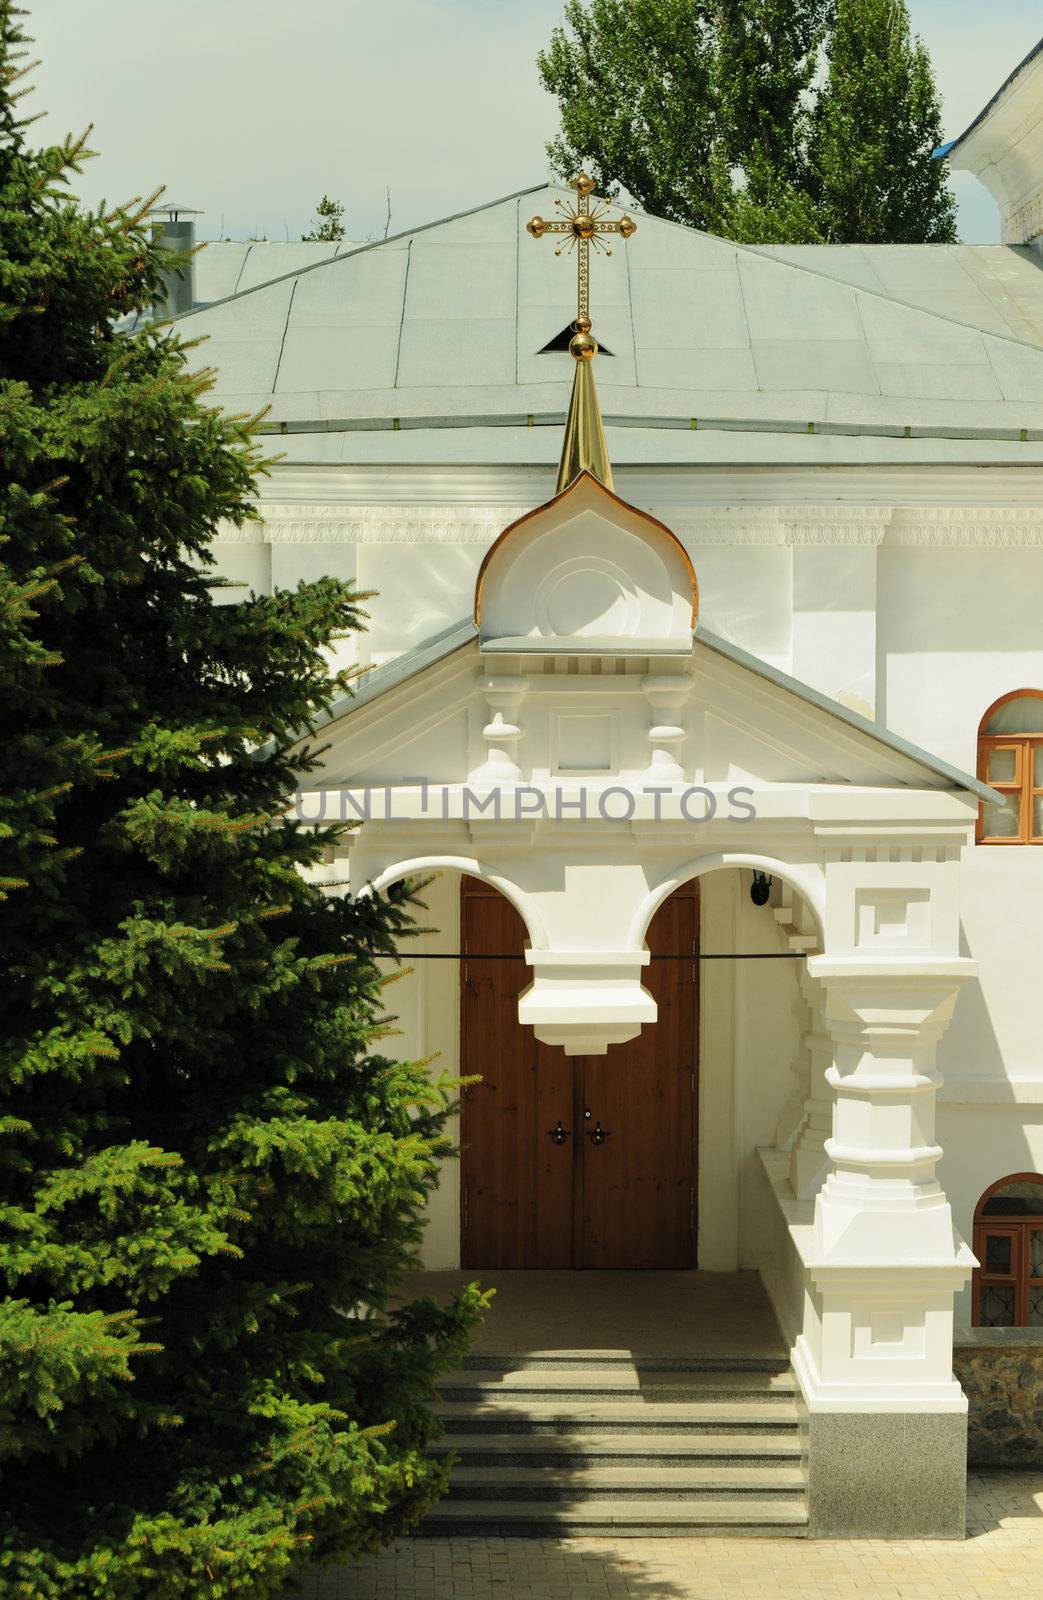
[[425, 1351, 807, 1537]]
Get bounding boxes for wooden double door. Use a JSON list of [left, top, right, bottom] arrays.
[[460, 880, 699, 1269]]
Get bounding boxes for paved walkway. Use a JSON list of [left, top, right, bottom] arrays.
[[293, 1471, 1043, 1598]]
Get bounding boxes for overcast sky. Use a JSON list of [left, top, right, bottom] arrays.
[[23, 1, 1042, 245]]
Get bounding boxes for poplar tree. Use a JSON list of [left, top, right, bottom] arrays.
[[810, 0, 958, 243], [537, 0, 957, 245], [0, 7, 481, 1596]]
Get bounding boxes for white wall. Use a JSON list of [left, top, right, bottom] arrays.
[[374, 870, 462, 1272], [878, 545, 1043, 771], [942, 846, 1043, 1084], [939, 1104, 1043, 1327], [682, 544, 793, 672], [734, 889, 805, 1267]]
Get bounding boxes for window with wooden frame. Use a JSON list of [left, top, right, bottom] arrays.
[[977, 690, 1043, 844], [972, 1174, 1043, 1327]]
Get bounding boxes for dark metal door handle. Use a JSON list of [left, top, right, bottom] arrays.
[[547, 1120, 571, 1146], [587, 1122, 609, 1146]]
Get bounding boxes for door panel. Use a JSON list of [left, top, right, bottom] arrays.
[[460, 885, 574, 1268], [577, 892, 697, 1269], [460, 878, 698, 1270]]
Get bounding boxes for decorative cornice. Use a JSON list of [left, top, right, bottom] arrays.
[[659, 506, 891, 546], [887, 506, 1043, 546], [215, 501, 1043, 549], [782, 507, 891, 546], [217, 505, 531, 545], [258, 463, 1043, 508], [1004, 191, 1043, 245], [664, 513, 785, 547]]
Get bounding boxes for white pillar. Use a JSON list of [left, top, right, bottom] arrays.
[[792, 958, 976, 1538]]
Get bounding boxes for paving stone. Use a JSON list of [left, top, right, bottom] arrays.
[[284, 1474, 1043, 1598]]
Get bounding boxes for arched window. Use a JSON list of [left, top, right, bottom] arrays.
[[977, 690, 1043, 844], [972, 1174, 1043, 1326]]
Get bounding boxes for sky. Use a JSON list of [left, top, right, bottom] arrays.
[[21, 1, 1043, 246]]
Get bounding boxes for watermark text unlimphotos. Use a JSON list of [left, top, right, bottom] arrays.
[[295, 781, 758, 825]]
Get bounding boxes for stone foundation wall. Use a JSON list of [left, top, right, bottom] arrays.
[[955, 1332, 1043, 1467]]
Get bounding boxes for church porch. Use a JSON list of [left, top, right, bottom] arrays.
[[399, 1270, 805, 1538], [399, 1268, 787, 1363], [302, 306, 1000, 1538]]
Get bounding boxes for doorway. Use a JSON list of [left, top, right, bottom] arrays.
[[460, 879, 699, 1269]]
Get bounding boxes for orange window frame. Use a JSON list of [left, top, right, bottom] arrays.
[[976, 691, 1043, 845], [972, 1173, 1043, 1328]]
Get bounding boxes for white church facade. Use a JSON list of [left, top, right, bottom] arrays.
[[170, 41, 1043, 1539]]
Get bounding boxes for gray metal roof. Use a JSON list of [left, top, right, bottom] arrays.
[[172, 185, 1043, 464], [313, 614, 1001, 809], [192, 240, 357, 305], [751, 242, 1043, 350]]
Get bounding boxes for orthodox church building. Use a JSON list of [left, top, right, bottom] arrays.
[[169, 41, 1043, 1539]]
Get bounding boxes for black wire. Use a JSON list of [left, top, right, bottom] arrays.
[[400, 952, 809, 961]]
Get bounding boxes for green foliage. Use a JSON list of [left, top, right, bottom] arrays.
[[537, 0, 956, 244], [809, 0, 958, 243], [0, 6, 485, 1594], [302, 195, 347, 242]]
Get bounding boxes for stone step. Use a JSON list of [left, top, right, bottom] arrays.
[[420, 1496, 809, 1537], [433, 1430, 803, 1466], [436, 1398, 800, 1433], [461, 1351, 790, 1374], [446, 1464, 806, 1501], [439, 1367, 796, 1403]]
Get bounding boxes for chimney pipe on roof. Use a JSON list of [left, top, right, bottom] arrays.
[[151, 206, 201, 318]]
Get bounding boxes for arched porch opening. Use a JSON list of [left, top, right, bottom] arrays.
[[368, 863, 818, 1289]]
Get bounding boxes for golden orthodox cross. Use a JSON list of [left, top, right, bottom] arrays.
[[527, 174, 636, 348]]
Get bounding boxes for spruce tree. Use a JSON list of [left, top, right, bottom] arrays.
[[0, 7, 482, 1596], [809, 0, 957, 243]]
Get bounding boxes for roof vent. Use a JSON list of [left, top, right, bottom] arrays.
[[151, 205, 202, 318]]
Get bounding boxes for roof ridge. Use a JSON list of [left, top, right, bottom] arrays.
[[171, 181, 553, 323], [177, 177, 1043, 361], [747, 240, 1043, 356]]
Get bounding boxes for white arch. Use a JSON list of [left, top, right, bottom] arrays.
[[628, 851, 826, 950], [363, 854, 549, 950]]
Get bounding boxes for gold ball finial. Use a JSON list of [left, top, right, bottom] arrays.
[[618, 214, 637, 239], [569, 329, 598, 361], [527, 216, 547, 239], [573, 172, 596, 199], [574, 315, 592, 333]]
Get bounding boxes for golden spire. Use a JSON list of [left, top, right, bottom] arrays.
[[526, 174, 637, 495]]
